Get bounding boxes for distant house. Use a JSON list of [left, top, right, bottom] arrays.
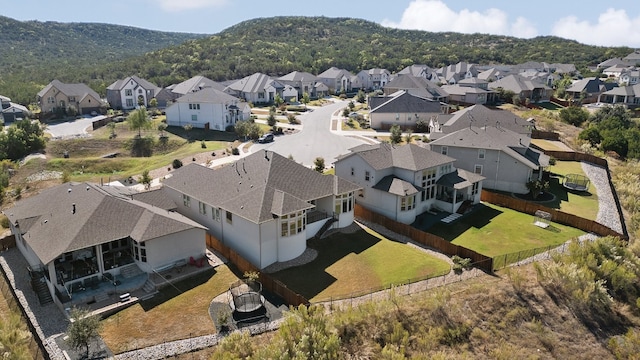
[[488, 74, 552, 103], [435, 62, 478, 84], [37, 80, 103, 115], [225, 72, 284, 104], [106, 76, 162, 111], [398, 64, 437, 81], [429, 126, 549, 194], [165, 87, 250, 130], [441, 78, 496, 105], [335, 143, 484, 223], [157, 75, 227, 108], [598, 84, 640, 108], [383, 75, 448, 102], [162, 151, 361, 269], [429, 105, 533, 140], [316, 67, 354, 93], [619, 68, 640, 86], [0, 95, 30, 123], [277, 71, 318, 98], [356, 68, 391, 91], [477, 67, 509, 82], [368, 90, 447, 130], [3, 183, 206, 308], [603, 64, 632, 78], [565, 77, 617, 103]]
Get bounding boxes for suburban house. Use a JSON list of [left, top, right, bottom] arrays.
[[316, 67, 354, 93], [368, 90, 447, 130], [603, 64, 632, 78], [477, 67, 509, 82], [383, 75, 448, 102], [435, 62, 478, 84], [3, 183, 207, 308], [37, 80, 103, 115], [335, 143, 484, 224], [106, 76, 162, 111], [565, 77, 617, 103], [225, 72, 286, 104], [598, 84, 640, 108], [165, 87, 250, 130], [277, 71, 318, 98], [398, 64, 437, 81], [441, 78, 496, 105], [356, 68, 391, 91], [429, 125, 550, 194], [619, 68, 640, 86], [157, 75, 227, 107], [429, 105, 533, 140], [162, 151, 361, 269], [488, 74, 552, 103], [0, 95, 30, 122]]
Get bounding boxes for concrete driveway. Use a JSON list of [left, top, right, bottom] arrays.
[[45, 116, 96, 139], [250, 101, 368, 168]]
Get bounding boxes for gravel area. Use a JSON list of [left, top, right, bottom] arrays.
[[581, 162, 624, 234]]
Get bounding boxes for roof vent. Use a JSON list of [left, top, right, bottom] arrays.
[[68, 188, 72, 193], [72, 203, 76, 214], [86, 186, 90, 191]]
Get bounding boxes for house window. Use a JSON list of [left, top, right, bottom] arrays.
[[396, 113, 400, 120], [258, 92, 265, 99], [350, 167, 354, 176], [400, 195, 416, 211], [212, 207, 220, 221], [226, 211, 233, 224], [183, 194, 190, 207], [421, 168, 437, 201], [132, 240, 147, 263], [192, 114, 198, 121], [138, 89, 143, 94], [280, 211, 306, 237], [125, 99, 134, 107], [125, 89, 133, 96], [199, 201, 207, 215], [471, 182, 479, 196], [47, 96, 55, 104], [440, 164, 452, 174], [365, 171, 370, 181], [334, 192, 354, 214], [474, 165, 483, 175], [441, 146, 448, 155], [478, 149, 485, 159]]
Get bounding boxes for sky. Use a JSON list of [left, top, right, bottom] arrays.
[[2, 0, 640, 47]]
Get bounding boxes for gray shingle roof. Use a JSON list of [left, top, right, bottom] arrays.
[[337, 143, 454, 171], [434, 105, 532, 137], [317, 67, 354, 79], [3, 183, 205, 265], [488, 74, 550, 93], [170, 75, 226, 95], [429, 126, 549, 169], [436, 169, 484, 189], [384, 75, 448, 100], [226, 73, 281, 94], [373, 175, 423, 196], [106, 75, 161, 93], [278, 71, 317, 82], [37, 80, 101, 101], [174, 87, 241, 104], [566, 77, 617, 94], [369, 91, 443, 114], [163, 151, 360, 223]]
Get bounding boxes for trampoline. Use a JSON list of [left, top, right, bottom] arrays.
[[563, 174, 590, 192], [228, 279, 267, 324]]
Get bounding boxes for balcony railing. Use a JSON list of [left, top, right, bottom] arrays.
[[307, 210, 331, 224]]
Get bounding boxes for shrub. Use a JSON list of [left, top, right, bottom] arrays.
[[231, 148, 240, 156], [267, 113, 277, 127], [0, 214, 9, 229], [201, 140, 206, 149], [172, 159, 183, 169], [225, 124, 235, 132]]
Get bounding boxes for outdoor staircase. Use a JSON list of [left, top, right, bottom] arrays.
[[31, 277, 53, 305], [119, 264, 143, 279], [457, 200, 473, 215], [314, 217, 337, 240], [93, 292, 110, 303], [142, 279, 156, 294]]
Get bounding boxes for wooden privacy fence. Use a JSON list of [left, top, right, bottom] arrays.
[[531, 129, 560, 141], [206, 234, 309, 307], [480, 190, 627, 240], [354, 205, 493, 273]]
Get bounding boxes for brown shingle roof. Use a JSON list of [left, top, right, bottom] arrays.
[[163, 151, 360, 223]]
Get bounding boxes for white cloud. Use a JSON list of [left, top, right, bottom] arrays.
[[156, 0, 227, 12], [552, 8, 640, 47], [382, 0, 538, 38]]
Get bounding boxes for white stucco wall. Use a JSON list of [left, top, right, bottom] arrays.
[[166, 102, 228, 130], [142, 227, 206, 272]]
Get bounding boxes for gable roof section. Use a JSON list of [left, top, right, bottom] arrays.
[[384, 75, 448, 100], [435, 105, 532, 137], [436, 169, 485, 189], [373, 175, 423, 196], [174, 87, 240, 104], [317, 67, 354, 79], [488, 74, 550, 93], [337, 143, 454, 172], [171, 75, 226, 95], [107, 75, 161, 93], [278, 71, 317, 83], [566, 77, 617, 94], [429, 126, 549, 169], [38, 80, 101, 101], [226, 73, 280, 94], [369, 91, 443, 114], [3, 183, 205, 264], [163, 151, 360, 223]]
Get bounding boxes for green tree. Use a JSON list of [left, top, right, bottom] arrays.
[[578, 127, 602, 147], [66, 308, 102, 359], [389, 124, 402, 144], [157, 122, 168, 138], [356, 90, 366, 104], [0, 313, 31, 360], [127, 106, 151, 137], [559, 106, 589, 127], [267, 113, 277, 127], [140, 169, 152, 190], [404, 129, 413, 144], [301, 92, 310, 109], [601, 129, 629, 157], [234, 120, 250, 140], [0, 118, 46, 161], [148, 97, 158, 109], [314, 157, 325, 173], [525, 180, 550, 200], [342, 108, 350, 117], [274, 94, 284, 108]]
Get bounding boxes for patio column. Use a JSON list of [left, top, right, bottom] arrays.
[[96, 245, 105, 274], [451, 189, 457, 213]]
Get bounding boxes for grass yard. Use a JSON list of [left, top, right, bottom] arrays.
[[270, 227, 451, 302], [546, 161, 598, 220], [530, 139, 570, 152], [427, 203, 585, 258], [100, 266, 240, 354]]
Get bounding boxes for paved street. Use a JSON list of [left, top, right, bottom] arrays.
[[45, 116, 96, 138], [250, 101, 368, 167]]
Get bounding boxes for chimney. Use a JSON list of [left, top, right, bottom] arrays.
[[72, 203, 76, 214]]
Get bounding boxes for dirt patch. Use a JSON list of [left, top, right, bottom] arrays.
[[148, 150, 232, 180]]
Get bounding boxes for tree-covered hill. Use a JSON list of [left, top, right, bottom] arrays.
[[0, 15, 207, 104], [0, 16, 633, 104]]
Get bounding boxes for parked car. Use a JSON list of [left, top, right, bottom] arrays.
[[257, 133, 274, 143]]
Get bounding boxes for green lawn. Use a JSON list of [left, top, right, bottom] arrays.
[[271, 228, 451, 302], [547, 161, 598, 220], [427, 203, 585, 258], [530, 139, 568, 152]]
